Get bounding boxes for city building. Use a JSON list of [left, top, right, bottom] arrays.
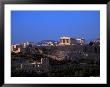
[[59, 36, 77, 45], [76, 38, 85, 45], [11, 44, 22, 53], [38, 40, 59, 46], [93, 38, 100, 46], [22, 42, 29, 48], [22, 42, 35, 48]]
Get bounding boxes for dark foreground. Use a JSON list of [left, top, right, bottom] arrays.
[[11, 45, 100, 77]]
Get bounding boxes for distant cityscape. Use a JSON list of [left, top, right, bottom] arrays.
[[11, 36, 100, 77], [11, 36, 100, 53]]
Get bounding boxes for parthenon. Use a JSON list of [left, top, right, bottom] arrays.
[[59, 36, 77, 45]]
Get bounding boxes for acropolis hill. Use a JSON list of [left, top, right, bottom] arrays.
[[11, 36, 100, 77]]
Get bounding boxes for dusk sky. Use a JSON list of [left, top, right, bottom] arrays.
[[11, 11, 100, 44]]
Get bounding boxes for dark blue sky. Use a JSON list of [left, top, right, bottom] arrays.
[[11, 11, 100, 44]]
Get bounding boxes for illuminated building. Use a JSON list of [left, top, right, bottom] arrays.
[[59, 36, 77, 45]]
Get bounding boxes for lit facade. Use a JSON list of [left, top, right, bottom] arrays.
[[59, 36, 77, 45], [76, 38, 85, 45], [11, 44, 22, 53]]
